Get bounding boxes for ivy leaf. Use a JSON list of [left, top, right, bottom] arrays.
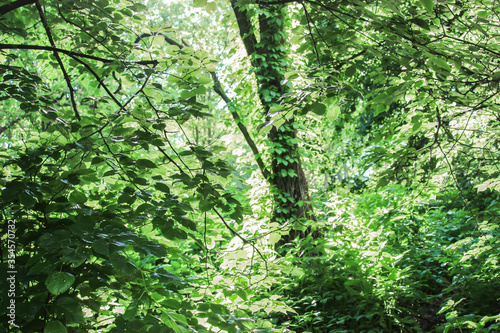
[[46, 272, 75, 295]]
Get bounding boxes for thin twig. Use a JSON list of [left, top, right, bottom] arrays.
[[35, 1, 81, 120], [301, 2, 321, 66], [212, 207, 269, 282], [210, 72, 271, 181]]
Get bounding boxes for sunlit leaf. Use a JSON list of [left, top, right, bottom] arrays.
[[193, 0, 207, 8], [419, 0, 434, 14], [205, 2, 217, 13]]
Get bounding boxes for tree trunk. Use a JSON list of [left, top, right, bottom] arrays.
[[231, 1, 316, 247]]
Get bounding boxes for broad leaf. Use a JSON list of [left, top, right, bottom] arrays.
[[45, 272, 75, 295]]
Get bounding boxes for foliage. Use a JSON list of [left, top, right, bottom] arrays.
[[274, 186, 500, 332], [0, 0, 272, 332], [1, 0, 500, 332]]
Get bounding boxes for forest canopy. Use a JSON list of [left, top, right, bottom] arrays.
[[0, 0, 499, 332]]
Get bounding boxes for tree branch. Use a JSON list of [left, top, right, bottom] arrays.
[[66, 54, 124, 110], [0, 44, 159, 66], [301, 2, 321, 66], [210, 72, 271, 181], [1, 29, 269, 180], [140, 29, 271, 181], [35, 1, 81, 121], [134, 32, 184, 49], [0, 116, 24, 136], [230, 0, 260, 68], [0, 0, 35, 16]]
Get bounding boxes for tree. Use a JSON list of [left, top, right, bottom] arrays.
[[1, 0, 500, 332], [0, 1, 272, 332], [229, 1, 317, 248]]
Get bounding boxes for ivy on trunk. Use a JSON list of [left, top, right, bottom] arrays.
[[231, 1, 317, 248]]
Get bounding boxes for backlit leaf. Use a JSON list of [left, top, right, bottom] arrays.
[[205, 2, 217, 13], [193, 0, 207, 7]]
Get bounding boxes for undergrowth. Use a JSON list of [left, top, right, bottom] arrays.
[[270, 186, 500, 332]]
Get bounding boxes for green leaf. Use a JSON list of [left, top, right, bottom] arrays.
[[345, 65, 357, 77], [431, 57, 452, 72], [413, 18, 430, 30], [137, 203, 154, 213], [133, 177, 148, 185], [198, 75, 212, 85], [177, 216, 197, 230], [373, 104, 387, 117], [91, 156, 105, 165], [19, 191, 36, 208], [205, 2, 217, 13], [193, 0, 207, 7], [44, 320, 68, 333], [154, 182, 171, 193], [151, 35, 165, 46], [45, 272, 75, 295], [310, 102, 327, 115], [123, 300, 139, 320], [56, 297, 85, 324], [92, 239, 109, 256], [419, 0, 434, 14], [180, 90, 195, 99], [137, 159, 157, 169], [377, 177, 389, 188], [285, 71, 300, 80], [269, 233, 281, 245], [199, 199, 212, 212], [326, 105, 341, 122], [69, 190, 87, 204], [273, 117, 285, 129]]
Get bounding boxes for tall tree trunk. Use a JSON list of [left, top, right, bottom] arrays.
[[231, 1, 316, 246]]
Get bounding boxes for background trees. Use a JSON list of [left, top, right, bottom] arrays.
[[0, 0, 499, 332]]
